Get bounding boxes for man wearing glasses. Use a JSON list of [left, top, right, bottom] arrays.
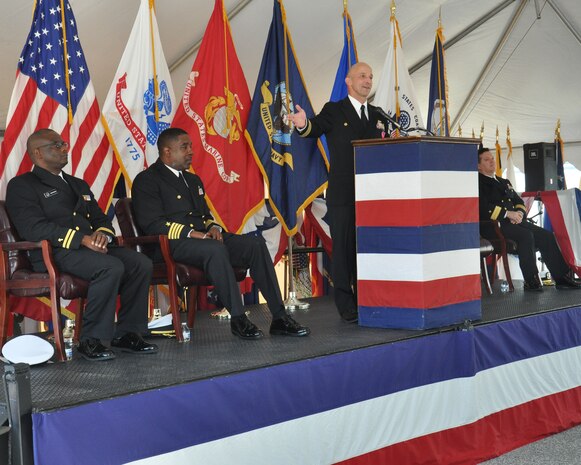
[[5, 128, 158, 361]]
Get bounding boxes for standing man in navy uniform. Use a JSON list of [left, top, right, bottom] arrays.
[[6, 129, 158, 361], [287, 62, 385, 322], [478, 147, 581, 291], [131, 127, 310, 340]]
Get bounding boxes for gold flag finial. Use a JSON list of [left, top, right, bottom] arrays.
[[391, 0, 396, 17], [495, 125, 499, 142], [458, 124, 462, 137], [472, 128, 475, 139], [507, 124, 511, 140], [555, 118, 561, 138], [343, 0, 348, 10], [480, 121, 484, 140], [438, 6, 442, 28]]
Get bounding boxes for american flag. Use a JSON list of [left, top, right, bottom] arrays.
[[0, 0, 118, 210]]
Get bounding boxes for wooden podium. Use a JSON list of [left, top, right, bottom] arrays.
[[353, 136, 482, 329]]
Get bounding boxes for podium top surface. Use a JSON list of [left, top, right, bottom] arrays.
[[352, 136, 481, 147]]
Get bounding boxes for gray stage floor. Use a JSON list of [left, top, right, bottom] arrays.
[[2, 281, 581, 413]]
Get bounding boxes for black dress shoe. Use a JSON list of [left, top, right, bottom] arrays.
[[111, 333, 159, 354], [78, 338, 116, 362], [270, 315, 310, 337], [524, 281, 543, 292], [340, 308, 359, 323], [231, 315, 263, 340], [555, 272, 581, 290]]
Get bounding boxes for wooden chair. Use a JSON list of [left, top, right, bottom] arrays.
[[0, 201, 88, 362], [115, 198, 247, 341], [480, 237, 494, 294], [480, 220, 518, 292]]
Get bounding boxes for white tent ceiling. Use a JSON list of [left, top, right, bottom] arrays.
[[1, 0, 580, 171]]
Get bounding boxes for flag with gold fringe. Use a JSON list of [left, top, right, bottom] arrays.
[[374, 1, 424, 136], [245, 0, 329, 236], [101, 0, 175, 186], [495, 126, 502, 177], [172, 0, 263, 233], [555, 119, 566, 190], [505, 125, 516, 186], [330, 2, 358, 102], [427, 18, 450, 136]]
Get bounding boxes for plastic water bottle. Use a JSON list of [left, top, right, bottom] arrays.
[[500, 280, 510, 293], [181, 323, 191, 343], [62, 319, 75, 360]]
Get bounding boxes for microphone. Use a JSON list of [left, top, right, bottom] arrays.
[[374, 107, 402, 130]]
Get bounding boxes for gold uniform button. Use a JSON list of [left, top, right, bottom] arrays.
[[73, 212, 76, 216], [87, 214, 90, 218], [177, 195, 182, 199], [190, 224, 194, 227], [75, 226, 80, 231]]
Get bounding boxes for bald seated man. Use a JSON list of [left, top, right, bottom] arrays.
[[287, 62, 387, 323], [6, 129, 158, 361]]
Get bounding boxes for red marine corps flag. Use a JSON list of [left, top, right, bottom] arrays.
[[172, 0, 263, 233]]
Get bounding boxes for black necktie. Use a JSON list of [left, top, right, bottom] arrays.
[[179, 172, 189, 188], [360, 104, 368, 125]]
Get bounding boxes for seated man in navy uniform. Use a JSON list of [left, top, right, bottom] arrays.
[[6, 129, 158, 361], [478, 147, 581, 291], [131, 127, 309, 340]]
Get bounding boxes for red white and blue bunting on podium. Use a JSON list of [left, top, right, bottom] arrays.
[[32, 306, 581, 464], [354, 140, 481, 329]]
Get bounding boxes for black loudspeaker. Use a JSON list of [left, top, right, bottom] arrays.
[[523, 142, 558, 192]]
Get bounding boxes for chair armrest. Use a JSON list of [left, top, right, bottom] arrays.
[[1, 240, 45, 252], [117, 235, 162, 248]]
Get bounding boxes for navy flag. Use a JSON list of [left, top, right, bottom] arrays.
[[427, 22, 450, 136], [245, 0, 329, 236]]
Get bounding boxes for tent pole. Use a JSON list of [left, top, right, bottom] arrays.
[[450, 0, 528, 131], [169, 0, 255, 73], [547, 0, 581, 46]]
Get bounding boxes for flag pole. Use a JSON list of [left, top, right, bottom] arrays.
[[280, 0, 309, 311]]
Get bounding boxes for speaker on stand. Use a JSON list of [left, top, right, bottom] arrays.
[[523, 142, 558, 192]]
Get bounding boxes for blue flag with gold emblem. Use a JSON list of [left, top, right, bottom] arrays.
[[245, 0, 329, 236], [427, 24, 450, 136], [330, 5, 358, 102]]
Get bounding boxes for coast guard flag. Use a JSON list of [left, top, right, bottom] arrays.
[[426, 23, 450, 136], [102, 0, 175, 185], [374, 6, 424, 136], [172, 0, 263, 233], [330, 4, 358, 102], [0, 0, 119, 211], [246, 0, 329, 236]]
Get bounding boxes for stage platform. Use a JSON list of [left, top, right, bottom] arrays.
[[3, 282, 581, 464]]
